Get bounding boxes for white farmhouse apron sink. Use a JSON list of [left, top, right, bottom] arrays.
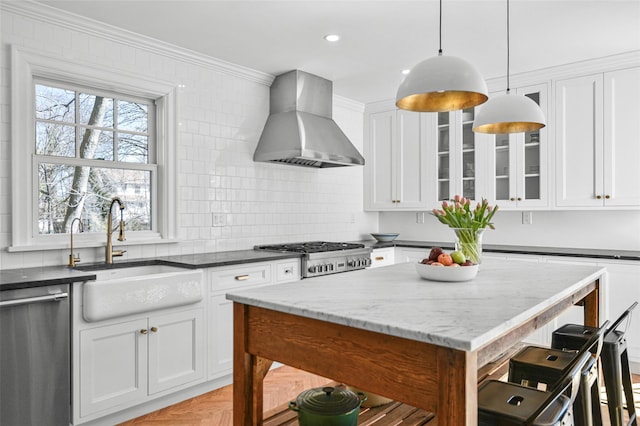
[[82, 265, 203, 322]]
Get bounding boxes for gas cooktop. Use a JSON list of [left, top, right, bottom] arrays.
[[255, 241, 365, 254]]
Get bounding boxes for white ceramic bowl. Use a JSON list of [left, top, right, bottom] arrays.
[[371, 233, 399, 242], [415, 262, 479, 282]]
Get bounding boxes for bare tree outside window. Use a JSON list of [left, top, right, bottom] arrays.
[[35, 83, 153, 235]]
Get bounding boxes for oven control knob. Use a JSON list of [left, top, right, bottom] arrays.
[[329, 264, 334, 271], [308, 265, 316, 273]]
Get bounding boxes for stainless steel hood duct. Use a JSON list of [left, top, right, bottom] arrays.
[[254, 70, 365, 168]]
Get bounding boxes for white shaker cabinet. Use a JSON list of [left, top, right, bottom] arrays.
[[208, 259, 300, 379], [555, 67, 640, 208], [77, 308, 204, 420], [485, 84, 550, 209], [364, 107, 432, 210]]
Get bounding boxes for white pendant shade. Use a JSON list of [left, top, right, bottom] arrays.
[[396, 55, 488, 112], [473, 93, 546, 134]]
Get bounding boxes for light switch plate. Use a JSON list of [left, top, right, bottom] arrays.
[[522, 211, 533, 225]]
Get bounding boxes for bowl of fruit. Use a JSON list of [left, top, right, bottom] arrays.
[[415, 247, 479, 282]]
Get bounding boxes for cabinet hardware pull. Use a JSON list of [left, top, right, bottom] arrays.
[[517, 197, 522, 201], [510, 197, 515, 201], [150, 327, 158, 333], [375, 256, 385, 261], [140, 329, 148, 335], [596, 195, 602, 199], [235, 275, 249, 281], [605, 195, 610, 199]]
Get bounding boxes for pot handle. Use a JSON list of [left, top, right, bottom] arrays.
[[288, 401, 299, 412], [357, 392, 368, 404]]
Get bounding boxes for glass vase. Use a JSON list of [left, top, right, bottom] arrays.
[[453, 228, 484, 265]]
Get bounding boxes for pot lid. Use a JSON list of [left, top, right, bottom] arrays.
[[294, 386, 362, 415]]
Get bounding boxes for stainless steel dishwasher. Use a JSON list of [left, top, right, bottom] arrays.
[[0, 284, 70, 426]]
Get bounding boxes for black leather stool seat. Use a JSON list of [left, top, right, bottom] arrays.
[[478, 380, 571, 426], [509, 346, 578, 389]]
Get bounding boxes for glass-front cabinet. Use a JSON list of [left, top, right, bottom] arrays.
[[487, 83, 549, 209], [435, 108, 484, 201]]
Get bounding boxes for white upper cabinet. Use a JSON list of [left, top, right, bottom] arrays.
[[485, 83, 550, 209], [364, 107, 433, 210], [555, 66, 640, 208], [428, 108, 488, 202]]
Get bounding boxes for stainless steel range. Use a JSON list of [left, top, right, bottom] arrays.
[[255, 241, 372, 278]]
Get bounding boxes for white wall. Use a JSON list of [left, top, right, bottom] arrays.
[[380, 210, 640, 251], [0, 3, 377, 269]]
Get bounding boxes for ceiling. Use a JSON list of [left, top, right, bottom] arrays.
[[34, 0, 640, 104]]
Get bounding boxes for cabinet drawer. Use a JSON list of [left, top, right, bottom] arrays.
[[370, 248, 395, 268], [210, 263, 272, 291], [275, 260, 300, 283]]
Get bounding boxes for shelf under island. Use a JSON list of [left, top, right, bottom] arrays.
[[226, 258, 605, 425]]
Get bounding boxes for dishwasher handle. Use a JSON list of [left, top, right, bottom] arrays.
[[0, 292, 69, 308]]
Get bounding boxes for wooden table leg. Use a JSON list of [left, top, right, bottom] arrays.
[[233, 303, 273, 426], [583, 278, 600, 327], [435, 347, 478, 425]]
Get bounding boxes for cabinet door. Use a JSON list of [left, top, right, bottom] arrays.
[[603, 67, 640, 207], [435, 109, 481, 201], [488, 84, 548, 209], [555, 74, 604, 207], [367, 110, 396, 209], [209, 294, 234, 379], [436, 111, 454, 201], [148, 309, 204, 394], [79, 319, 148, 417], [396, 110, 429, 208]]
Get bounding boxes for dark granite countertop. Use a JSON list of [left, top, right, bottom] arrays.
[[2, 242, 637, 290], [0, 266, 97, 291], [0, 250, 303, 290]]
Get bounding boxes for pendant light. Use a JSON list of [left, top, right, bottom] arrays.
[[473, 0, 546, 133], [396, 0, 488, 112]]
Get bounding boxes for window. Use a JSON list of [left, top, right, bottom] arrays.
[[35, 81, 155, 236], [10, 46, 177, 250]]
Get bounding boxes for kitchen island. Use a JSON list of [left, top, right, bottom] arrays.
[[227, 258, 605, 425]]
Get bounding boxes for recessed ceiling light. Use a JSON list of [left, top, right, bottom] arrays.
[[401, 69, 411, 75], [324, 34, 340, 42]]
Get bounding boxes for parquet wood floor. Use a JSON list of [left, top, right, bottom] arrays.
[[119, 367, 639, 426]]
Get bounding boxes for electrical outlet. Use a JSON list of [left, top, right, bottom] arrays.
[[212, 214, 226, 227], [522, 211, 533, 225], [416, 212, 426, 224]]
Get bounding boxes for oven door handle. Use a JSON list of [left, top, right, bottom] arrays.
[[0, 292, 69, 308]]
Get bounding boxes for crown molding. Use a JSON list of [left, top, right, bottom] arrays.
[[334, 95, 365, 113], [1, 0, 275, 86]]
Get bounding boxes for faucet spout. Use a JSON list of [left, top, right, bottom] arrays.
[[106, 197, 126, 264], [68, 217, 83, 267]]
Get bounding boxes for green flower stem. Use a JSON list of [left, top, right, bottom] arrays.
[[454, 228, 483, 264]]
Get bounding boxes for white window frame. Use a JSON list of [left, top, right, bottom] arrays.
[[10, 45, 178, 251]]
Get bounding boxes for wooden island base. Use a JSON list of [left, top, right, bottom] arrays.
[[263, 343, 520, 426]]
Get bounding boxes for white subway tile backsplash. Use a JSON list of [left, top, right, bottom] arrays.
[[0, 5, 378, 270]]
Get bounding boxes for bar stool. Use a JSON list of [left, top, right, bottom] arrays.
[[552, 302, 638, 426], [507, 320, 609, 426], [478, 322, 607, 426]]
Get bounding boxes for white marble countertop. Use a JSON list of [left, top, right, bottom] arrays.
[[226, 259, 606, 352]]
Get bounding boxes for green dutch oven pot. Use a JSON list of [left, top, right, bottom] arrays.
[[288, 386, 367, 426]]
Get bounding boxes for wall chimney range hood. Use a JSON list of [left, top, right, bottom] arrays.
[[254, 70, 365, 168]]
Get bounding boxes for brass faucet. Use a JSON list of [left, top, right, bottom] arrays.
[[106, 197, 127, 264], [68, 217, 84, 267]]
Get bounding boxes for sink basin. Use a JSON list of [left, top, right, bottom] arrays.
[[82, 264, 203, 322]]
